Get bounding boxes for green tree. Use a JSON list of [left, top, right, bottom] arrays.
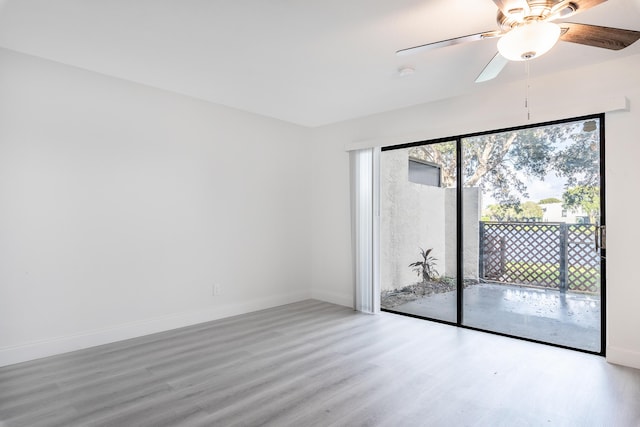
[[562, 186, 600, 222], [410, 119, 600, 205], [520, 201, 543, 219], [484, 201, 543, 221], [539, 197, 561, 204], [484, 203, 518, 221]]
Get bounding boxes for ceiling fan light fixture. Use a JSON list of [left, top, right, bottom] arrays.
[[497, 21, 561, 61]]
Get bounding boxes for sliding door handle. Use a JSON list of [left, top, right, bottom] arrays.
[[595, 225, 606, 252]]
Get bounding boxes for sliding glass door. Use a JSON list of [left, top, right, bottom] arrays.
[[379, 115, 605, 354], [462, 117, 603, 352]]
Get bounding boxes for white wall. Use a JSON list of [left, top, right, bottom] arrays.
[[0, 49, 312, 366], [541, 202, 587, 223], [310, 53, 640, 369]]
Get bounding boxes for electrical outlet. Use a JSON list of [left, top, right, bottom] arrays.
[[212, 284, 222, 296]]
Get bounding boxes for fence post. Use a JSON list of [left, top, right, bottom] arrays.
[[559, 224, 568, 292], [478, 222, 485, 280]]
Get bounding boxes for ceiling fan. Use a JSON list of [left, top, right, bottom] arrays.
[[397, 0, 640, 82]]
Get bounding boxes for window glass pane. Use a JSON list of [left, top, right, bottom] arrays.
[[380, 141, 457, 322], [462, 118, 602, 352]]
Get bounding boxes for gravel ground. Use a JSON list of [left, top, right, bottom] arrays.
[[381, 279, 478, 309]]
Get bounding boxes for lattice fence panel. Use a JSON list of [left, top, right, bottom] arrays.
[[567, 224, 600, 293], [480, 223, 561, 288], [480, 222, 601, 294]]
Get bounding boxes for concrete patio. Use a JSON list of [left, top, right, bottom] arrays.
[[388, 282, 601, 352]]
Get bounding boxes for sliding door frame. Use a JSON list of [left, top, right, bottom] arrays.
[[380, 113, 606, 356]]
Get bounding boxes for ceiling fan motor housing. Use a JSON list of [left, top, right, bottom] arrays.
[[497, 0, 577, 31]]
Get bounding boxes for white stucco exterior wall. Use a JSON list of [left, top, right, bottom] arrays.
[[380, 149, 447, 291], [380, 149, 481, 292]]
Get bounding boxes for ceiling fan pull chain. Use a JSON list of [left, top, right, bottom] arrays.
[[525, 60, 531, 121]]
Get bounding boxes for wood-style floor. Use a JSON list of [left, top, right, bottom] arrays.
[[1, 300, 639, 427]]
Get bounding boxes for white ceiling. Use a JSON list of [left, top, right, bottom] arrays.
[[0, 0, 638, 127]]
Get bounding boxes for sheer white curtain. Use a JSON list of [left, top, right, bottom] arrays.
[[350, 148, 380, 314]]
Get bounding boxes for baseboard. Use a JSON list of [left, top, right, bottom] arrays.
[[311, 289, 353, 308], [606, 345, 640, 370], [0, 290, 311, 368]]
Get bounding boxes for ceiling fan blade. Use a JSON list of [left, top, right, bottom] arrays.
[[559, 22, 640, 50], [396, 31, 501, 56], [548, 0, 607, 21], [475, 53, 509, 83], [491, 0, 529, 16]]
